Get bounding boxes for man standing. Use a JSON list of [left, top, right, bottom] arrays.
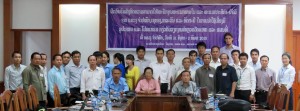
[[48, 54, 70, 106], [22, 52, 47, 108], [195, 53, 216, 94], [189, 50, 202, 71], [230, 50, 240, 69], [235, 53, 256, 102], [255, 55, 276, 104], [210, 46, 221, 69], [220, 32, 241, 64], [81, 55, 105, 100], [61, 51, 71, 69], [5, 51, 26, 93], [40, 53, 48, 92], [175, 57, 195, 81], [248, 48, 261, 71], [93, 51, 103, 67], [65, 50, 86, 99], [215, 53, 238, 97], [196, 42, 207, 65], [149, 48, 171, 93], [135, 46, 151, 75], [166, 49, 179, 82]]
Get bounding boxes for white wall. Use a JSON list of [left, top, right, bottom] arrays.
[[0, 0, 4, 81], [60, 4, 100, 66], [294, 0, 300, 30], [22, 31, 51, 70], [12, 0, 52, 29], [245, 5, 286, 75]]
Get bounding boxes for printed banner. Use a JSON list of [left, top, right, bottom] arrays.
[[107, 3, 241, 50]]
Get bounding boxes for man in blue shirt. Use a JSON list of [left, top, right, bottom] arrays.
[[195, 41, 206, 65], [47, 54, 70, 106], [103, 67, 129, 97]]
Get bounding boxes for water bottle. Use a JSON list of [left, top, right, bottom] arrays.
[[209, 96, 214, 109], [91, 95, 99, 111], [106, 99, 112, 111], [214, 97, 220, 111]]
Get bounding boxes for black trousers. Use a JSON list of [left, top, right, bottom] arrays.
[[47, 92, 70, 107], [235, 90, 251, 102], [160, 83, 168, 94], [255, 90, 268, 104], [39, 101, 46, 109], [85, 90, 98, 97], [10, 90, 16, 93]]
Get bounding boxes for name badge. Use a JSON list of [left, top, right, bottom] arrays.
[[40, 73, 44, 77], [209, 74, 214, 78], [222, 73, 227, 76]]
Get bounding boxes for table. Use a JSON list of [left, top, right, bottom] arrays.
[[68, 94, 203, 111]]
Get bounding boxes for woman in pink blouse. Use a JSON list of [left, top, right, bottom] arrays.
[[135, 67, 161, 94]]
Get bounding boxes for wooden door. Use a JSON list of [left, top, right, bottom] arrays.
[[293, 30, 300, 110]]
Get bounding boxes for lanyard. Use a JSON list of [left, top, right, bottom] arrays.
[[238, 68, 246, 80]]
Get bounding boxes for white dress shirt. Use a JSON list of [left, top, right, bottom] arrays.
[[80, 67, 106, 93], [168, 62, 180, 81], [277, 64, 295, 89], [4, 64, 26, 90], [248, 61, 261, 71], [40, 66, 48, 92], [210, 59, 221, 69], [149, 61, 171, 84], [236, 65, 256, 95], [230, 62, 240, 69], [134, 58, 151, 75]]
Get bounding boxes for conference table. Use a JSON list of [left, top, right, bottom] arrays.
[[68, 94, 203, 111]]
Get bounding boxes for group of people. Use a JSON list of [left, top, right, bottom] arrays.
[[4, 32, 295, 110]]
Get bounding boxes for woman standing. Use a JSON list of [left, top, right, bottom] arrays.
[[101, 51, 114, 79], [277, 52, 295, 110], [113, 53, 126, 78], [125, 54, 140, 90]]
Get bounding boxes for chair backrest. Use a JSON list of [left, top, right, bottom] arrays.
[[275, 85, 290, 111], [0, 95, 4, 111], [14, 88, 28, 111], [296, 94, 300, 111], [28, 85, 39, 110], [54, 84, 62, 107], [268, 83, 280, 109], [267, 82, 275, 102], [1, 90, 13, 111]]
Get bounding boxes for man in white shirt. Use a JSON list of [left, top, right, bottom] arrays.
[[210, 46, 221, 69], [189, 50, 202, 71], [81, 55, 105, 100], [149, 48, 171, 93], [175, 57, 195, 81], [220, 32, 241, 64], [230, 50, 240, 69], [135, 46, 151, 75], [40, 53, 48, 92], [248, 48, 261, 71], [4, 51, 26, 93], [235, 52, 256, 102], [166, 49, 180, 81]]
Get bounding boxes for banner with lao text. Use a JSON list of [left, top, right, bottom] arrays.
[[107, 3, 241, 50]]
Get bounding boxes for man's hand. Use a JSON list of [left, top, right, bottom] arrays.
[[82, 95, 87, 100], [229, 92, 235, 98], [249, 95, 255, 102]]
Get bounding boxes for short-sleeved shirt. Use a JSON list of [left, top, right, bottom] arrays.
[[172, 81, 197, 95], [255, 67, 276, 91], [215, 64, 238, 96], [195, 66, 216, 94]]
